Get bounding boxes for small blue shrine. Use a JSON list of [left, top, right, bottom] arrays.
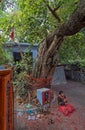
[[3, 42, 38, 62]]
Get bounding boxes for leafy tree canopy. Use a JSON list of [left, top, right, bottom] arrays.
[[0, 0, 79, 44], [58, 30, 85, 67]]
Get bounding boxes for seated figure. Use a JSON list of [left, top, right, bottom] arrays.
[[57, 90, 75, 116], [58, 90, 68, 106]]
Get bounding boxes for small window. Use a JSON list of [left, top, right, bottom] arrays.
[[13, 52, 22, 62]]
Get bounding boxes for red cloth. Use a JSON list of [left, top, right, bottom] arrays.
[[10, 28, 15, 41], [58, 104, 75, 116]]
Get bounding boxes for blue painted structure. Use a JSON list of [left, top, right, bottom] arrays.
[[37, 88, 51, 105], [3, 42, 38, 62]]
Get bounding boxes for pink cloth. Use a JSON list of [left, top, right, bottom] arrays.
[[58, 104, 75, 116]]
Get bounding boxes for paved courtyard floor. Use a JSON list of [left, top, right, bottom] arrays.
[[14, 80, 85, 130]]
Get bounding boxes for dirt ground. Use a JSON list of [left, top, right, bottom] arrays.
[[14, 80, 85, 130]]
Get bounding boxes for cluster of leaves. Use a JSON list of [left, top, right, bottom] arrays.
[[0, 44, 13, 65], [13, 0, 79, 43], [0, 0, 79, 44], [13, 48, 33, 98], [58, 30, 85, 68]]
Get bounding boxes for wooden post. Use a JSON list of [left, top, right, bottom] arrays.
[[0, 69, 14, 130]]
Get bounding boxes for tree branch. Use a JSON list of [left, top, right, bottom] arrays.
[[43, 0, 61, 23], [53, 5, 61, 12]]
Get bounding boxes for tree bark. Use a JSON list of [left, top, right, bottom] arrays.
[[32, 0, 85, 78]]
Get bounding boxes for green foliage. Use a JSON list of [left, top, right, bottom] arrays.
[[0, 0, 79, 44], [0, 44, 13, 65], [57, 0, 78, 22], [13, 49, 32, 98], [58, 31, 85, 67]]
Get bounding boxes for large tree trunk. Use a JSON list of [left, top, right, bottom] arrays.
[[32, 0, 85, 78]]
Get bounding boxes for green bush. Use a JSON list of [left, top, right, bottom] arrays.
[[0, 44, 13, 65], [13, 49, 33, 99]]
